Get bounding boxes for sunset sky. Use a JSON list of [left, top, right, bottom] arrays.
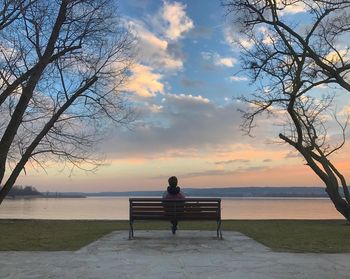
[[16, 0, 350, 192]]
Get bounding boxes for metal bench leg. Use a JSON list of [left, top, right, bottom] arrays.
[[129, 221, 134, 240], [216, 221, 219, 238], [217, 220, 222, 240]]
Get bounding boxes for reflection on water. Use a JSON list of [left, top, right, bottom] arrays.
[[0, 197, 343, 220]]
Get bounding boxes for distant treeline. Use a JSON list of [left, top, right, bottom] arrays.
[[79, 187, 333, 198], [7, 186, 346, 198], [8, 185, 42, 196]]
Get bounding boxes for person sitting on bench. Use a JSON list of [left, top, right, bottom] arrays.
[[162, 176, 185, 234]]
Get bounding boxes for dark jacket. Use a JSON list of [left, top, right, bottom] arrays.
[[162, 186, 185, 199]]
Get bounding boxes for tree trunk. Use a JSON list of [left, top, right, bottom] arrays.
[[326, 184, 350, 221], [0, 183, 12, 204]]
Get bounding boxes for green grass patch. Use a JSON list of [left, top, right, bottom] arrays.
[[0, 219, 349, 253], [0, 219, 128, 251], [224, 220, 350, 253]]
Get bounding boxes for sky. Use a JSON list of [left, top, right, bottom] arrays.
[[16, 0, 350, 192]]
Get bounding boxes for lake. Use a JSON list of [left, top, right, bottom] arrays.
[[0, 197, 343, 220]]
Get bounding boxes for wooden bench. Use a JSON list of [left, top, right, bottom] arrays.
[[129, 198, 222, 239]]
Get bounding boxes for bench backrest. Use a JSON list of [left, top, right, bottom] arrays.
[[129, 198, 221, 221]]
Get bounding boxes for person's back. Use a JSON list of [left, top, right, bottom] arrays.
[[162, 176, 185, 234]]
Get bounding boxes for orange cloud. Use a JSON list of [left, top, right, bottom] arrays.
[[125, 64, 164, 97]]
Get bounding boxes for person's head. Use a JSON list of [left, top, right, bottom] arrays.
[[168, 176, 178, 188]]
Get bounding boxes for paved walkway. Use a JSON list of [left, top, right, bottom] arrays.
[[1, 230, 350, 278]]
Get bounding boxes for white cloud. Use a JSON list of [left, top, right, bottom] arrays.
[[100, 93, 280, 160], [222, 4, 304, 51], [123, 1, 195, 74], [324, 49, 349, 65], [258, 26, 275, 45], [102, 95, 246, 158], [167, 93, 210, 104], [229, 76, 248, 82], [218, 57, 236, 67], [137, 27, 168, 50], [201, 51, 237, 68], [239, 38, 254, 49], [338, 104, 350, 117], [161, 1, 194, 40], [147, 103, 163, 113], [277, 0, 307, 14], [223, 25, 235, 46], [201, 52, 211, 60], [125, 64, 164, 97], [128, 19, 183, 71], [223, 24, 254, 50]]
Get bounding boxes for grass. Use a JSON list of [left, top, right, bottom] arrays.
[[224, 220, 350, 253], [0, 219, 127, 251], [0, 219, 349, 253]]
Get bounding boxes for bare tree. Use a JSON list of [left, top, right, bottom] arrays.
[[223, 0, 350, 219], [0, 0, 135, 204]]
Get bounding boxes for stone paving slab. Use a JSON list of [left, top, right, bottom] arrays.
[[1, 230, 350, 279]]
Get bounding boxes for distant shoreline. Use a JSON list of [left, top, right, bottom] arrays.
[[80, 186, 332, 198], [6, 194, 86, 199], [6, 186, 339, 199], [19, 186, 335, 198]]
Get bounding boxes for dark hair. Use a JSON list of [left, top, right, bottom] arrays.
[[168, 176, 178, 187], [167, 176, 180, 195]]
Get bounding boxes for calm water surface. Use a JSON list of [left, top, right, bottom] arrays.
[[0, 197, 343, 220]]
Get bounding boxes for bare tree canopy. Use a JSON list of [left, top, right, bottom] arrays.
[[224, 0, 350, 219], [0, 0, 134, 204]]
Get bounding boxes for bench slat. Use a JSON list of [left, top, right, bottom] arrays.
[[131, 211, 219, 215], [131, 209, 219, 214], [132, 215, 220, 221], [131, 203, 219, 207], [130, 198, 221, 201]]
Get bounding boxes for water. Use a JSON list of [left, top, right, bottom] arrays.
[[0, 197, 343, 220]]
